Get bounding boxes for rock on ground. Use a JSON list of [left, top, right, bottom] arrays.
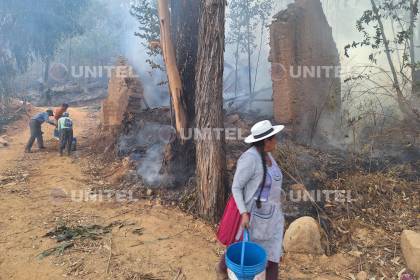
[[0, 136, 8, 147], [283, 216, 324, 255], [401, 230, 420, 276], [356, 271, 368, 280]]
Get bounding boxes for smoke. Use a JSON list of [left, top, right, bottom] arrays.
[[133, 122, 173, 186], [101, 0, 385, 112], [223, 0, 370, 114], [271, 0, 386, 67], [102, 0, 416, 159], [117, 121, 173, 186], [136, 143, 165, 186], [96, 1, 170, 186], [224, 0, 394, 96], [120, 19, 169, 108], [102, 0, 169, 108]]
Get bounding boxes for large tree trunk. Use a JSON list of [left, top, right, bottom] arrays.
[[195, 0, 227, 222], [171, 0, 199, 124], [157, 0, 188, 133], [160, 0, 200, 186]]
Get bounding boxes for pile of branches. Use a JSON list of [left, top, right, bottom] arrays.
[[38, 223, 115, 259]]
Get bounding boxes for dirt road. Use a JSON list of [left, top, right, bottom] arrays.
[[0, 107, 363, 280], [0, 107, 220, 280]]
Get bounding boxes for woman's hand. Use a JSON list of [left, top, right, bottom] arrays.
[[241, 213, 250, 228]]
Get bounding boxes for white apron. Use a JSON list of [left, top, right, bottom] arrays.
[[248, 157, 285, 263]]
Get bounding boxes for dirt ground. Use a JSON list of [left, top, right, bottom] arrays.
[[0, 106, 399, 280], [0, 107, 224, 280]]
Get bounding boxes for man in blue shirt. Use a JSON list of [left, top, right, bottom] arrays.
[[24, 109, 56, 153]]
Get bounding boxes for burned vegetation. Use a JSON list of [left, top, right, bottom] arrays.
[[0, 0, 419, 279]]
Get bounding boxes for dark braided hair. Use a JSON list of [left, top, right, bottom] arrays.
[[252, 135, 274, 209]]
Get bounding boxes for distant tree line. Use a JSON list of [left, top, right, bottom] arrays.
[[0, 0, 87, 101]]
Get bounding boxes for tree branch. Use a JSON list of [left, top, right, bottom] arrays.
[[157, 0, 188, 134]]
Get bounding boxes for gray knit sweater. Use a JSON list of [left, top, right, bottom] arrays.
[[231, 147, 269, 214]]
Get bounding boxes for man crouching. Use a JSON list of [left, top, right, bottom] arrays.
[[57, 112, 74, 156], [25, 109, 56, 153]]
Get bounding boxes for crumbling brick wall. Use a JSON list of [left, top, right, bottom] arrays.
[[101, 57, 147, 133], [269, 0, 342, 147]]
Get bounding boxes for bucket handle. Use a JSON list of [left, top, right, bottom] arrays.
[[240, 229, 249, 272]]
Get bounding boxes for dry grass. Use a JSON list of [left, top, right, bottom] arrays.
[[324, 171, 419, 277]]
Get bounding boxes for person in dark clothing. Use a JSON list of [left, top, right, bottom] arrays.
[[25, 109, 56, 153], [57, 112, 73, 156], [53, 103, 69, 139], [44, 88, 52, 106]]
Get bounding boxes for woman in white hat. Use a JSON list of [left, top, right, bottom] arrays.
[[216, 120, 285, 280]]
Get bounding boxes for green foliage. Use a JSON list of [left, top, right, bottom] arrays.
[[130, 0, 162, 71], [344, 0, 420, 125], [227, 0, 273, 53], [0, 0, 88, 99], [55, 0, 126, 67], [345, 0, 419, 67], [1, 0, 88, 68]]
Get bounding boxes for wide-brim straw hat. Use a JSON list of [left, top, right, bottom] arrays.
[[244, 120, 285, 144]]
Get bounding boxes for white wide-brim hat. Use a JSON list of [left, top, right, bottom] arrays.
[[244, 120, 285, 144]]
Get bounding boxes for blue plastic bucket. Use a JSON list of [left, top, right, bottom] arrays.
[[225, 229, 267, 280]]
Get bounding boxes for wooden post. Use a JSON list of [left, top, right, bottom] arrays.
[[157, 0, 187, 134]]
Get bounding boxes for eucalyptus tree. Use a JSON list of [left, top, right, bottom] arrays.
[[195, 0, 227, 222], [131, 0, 200, 187], [131, 0, 162, 71], [345, 0, 420, 124]]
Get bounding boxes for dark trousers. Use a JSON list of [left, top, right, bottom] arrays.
[[59, 128, 73, 155], [25, 120, 44, 151]]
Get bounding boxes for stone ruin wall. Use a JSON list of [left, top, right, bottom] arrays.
[[270, 0, 342, 148]]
